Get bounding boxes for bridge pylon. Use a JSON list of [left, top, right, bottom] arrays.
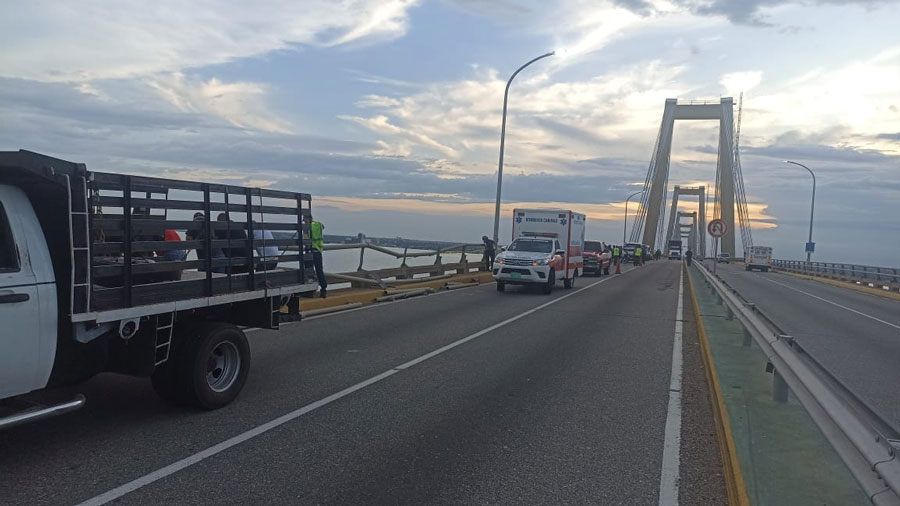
[[629, 98, 744, 258]]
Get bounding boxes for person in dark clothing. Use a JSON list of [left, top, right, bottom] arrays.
[[685, 249, 693, 266], [187, 212, 225, 273], [481, 235, 495, 271], [216, 213, 249, 273], [654, 249, 661, 261]]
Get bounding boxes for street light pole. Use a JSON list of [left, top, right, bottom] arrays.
[[785, 160, 816, 262], [623, 191, 643, 245], [492, 51, 555, 247]]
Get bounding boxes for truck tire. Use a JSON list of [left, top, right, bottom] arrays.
[[496, 281, 505, 292], [543, 269, 555, 294], [171, 322, 251, 410]]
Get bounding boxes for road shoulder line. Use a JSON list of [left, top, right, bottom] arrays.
[[686, 265, 751, 506]]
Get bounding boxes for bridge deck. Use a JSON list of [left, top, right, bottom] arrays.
[[0, 261, 728, 506]]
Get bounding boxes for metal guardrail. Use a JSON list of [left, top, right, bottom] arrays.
[[773, 260, 900, 289], [694, 261, 900, 505], [319, 242, 487, 288]]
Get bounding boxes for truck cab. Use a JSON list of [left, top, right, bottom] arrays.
[[493, 237, 565, 294], [0, 185, 58, 400]]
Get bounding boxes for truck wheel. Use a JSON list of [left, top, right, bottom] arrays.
[[496, 281, 505, 292], [543, 269, 555, 294], [176, 322, 251, 410]]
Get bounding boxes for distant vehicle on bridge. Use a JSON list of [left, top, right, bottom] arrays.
[[668, 239, 683, 260], [717, 252, 731, 263], [622, 242, 642, 260], [494, 209, 585, 293], [582, 240, 609, 276], [745, 246, 773, 272]]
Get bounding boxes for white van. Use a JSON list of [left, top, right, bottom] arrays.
[[494, 209, 585, 293], [746, 246, 773, 271]]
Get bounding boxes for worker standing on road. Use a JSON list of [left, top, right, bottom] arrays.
[[304, 214, 328, 298], [482, 235, 496, 271], [634, 246, 643, 267], [685, 249, 693, 267], [654, 249, 661, 261], [612, 245, 621, 268]]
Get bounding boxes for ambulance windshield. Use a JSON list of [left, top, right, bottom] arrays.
[[508, 238, 553, 253]]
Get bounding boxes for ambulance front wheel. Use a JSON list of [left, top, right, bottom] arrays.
[[543, 269, 555, 294]]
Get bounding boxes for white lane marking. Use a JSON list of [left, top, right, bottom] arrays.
[[658, 267, 684, 506], [76, 270, 634, 506], [763, 277, 900, 331]]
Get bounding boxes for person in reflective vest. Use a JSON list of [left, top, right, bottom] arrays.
[[633, 246, 642, 267], [612, 246, 621, 267], [304, 214, 327, 298]]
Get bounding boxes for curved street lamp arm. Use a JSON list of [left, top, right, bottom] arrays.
[[785, 160, 817, 261], [492, 51, 556, 245]]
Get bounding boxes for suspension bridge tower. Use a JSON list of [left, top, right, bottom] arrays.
[[629, 97, 752, 258]]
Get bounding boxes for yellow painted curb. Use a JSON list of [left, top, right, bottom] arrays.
[[297, 272, 494, 311], [685, 266, 752, 506], [774, 269, 900, 301]]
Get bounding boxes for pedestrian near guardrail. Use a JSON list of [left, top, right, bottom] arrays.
[[482, 235, 495, 271], [305, 214, 328, 298], [634, 246, 643, 267], [685, 249, 693, 266]]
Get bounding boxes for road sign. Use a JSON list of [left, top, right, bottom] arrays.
[[708, 219, 728, 238], [805, 242, 816, 253]]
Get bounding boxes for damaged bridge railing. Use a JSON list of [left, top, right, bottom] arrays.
[[290, 242, 489, 289]]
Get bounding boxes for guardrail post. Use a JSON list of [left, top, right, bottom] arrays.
[[773, 368, 789, 403], [726, 306, 734, 320], [742, 327, 752, 347], [457, 245, 468, 274], [357, 246, 366, 272]]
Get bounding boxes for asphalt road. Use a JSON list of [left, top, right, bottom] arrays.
[[710, 261, 900, 430], [1, 261, 721, 506]]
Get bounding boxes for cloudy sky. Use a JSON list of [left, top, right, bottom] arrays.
[[1, 0, 898, 264]]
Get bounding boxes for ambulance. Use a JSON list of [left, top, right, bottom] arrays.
[[493, 209, 585, 294], [745, 245, 773, 272]]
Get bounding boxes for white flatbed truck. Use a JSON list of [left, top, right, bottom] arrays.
[[0, 150, 317, 429]]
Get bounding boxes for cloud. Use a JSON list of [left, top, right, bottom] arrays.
[[602, 0, 898, 25], [147, 73, 292, 133], [721, 71, 763, 95], [0, 0, 420, 82], [340, 114, 460, 158]]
